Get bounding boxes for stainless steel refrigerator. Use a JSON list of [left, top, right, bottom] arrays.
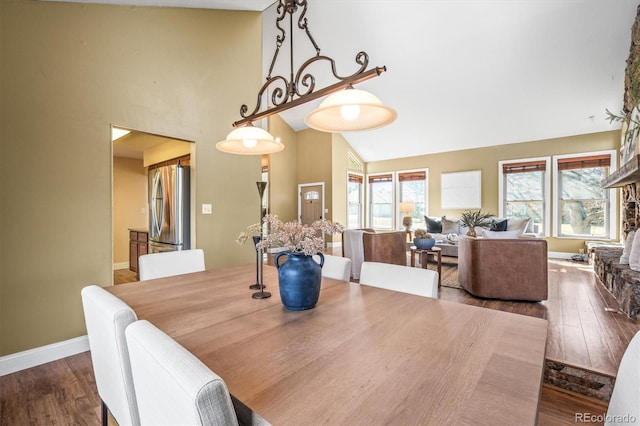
[[148, 164, 190, 253]]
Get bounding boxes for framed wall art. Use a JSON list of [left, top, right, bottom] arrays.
[[441, 170, 481, 209]]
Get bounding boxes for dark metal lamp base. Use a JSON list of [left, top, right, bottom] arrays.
[[252, 291, 272, 299]]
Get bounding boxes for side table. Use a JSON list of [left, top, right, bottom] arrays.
[[410, 246, 442, 287]]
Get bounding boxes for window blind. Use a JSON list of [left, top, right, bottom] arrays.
[[502, 160, 546, 174], [557, 154, 611, 171], [398, 171, 426, 181], [348, 173, 363, 184], [368, 174, 393, 183]]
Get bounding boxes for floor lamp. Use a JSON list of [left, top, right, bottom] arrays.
[[252, 181, 271, 299], [250, 235, 262, 290]]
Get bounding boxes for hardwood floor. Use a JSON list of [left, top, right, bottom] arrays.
[[0, 258, 633, 425], [438, 258, 640, 378]]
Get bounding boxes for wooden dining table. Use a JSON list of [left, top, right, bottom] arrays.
[[108, 264, 548, 425]]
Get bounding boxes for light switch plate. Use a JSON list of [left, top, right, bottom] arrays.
[[202, 204, 212, 214]]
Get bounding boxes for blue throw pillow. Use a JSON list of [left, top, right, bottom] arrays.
[[490, 218, 508, 231], [424, 216, 443, 233]]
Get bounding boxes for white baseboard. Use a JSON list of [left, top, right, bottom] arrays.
[[548, 251, 574, 259], [0, 335, 89, 376], [113, 262, 129, 270]]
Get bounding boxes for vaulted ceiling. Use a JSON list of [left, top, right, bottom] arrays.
[[42, 0, 640, 161]]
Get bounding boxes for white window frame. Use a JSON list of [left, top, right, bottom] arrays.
[[395, 168, 428, 231], [552, 150, 617, 240], [366, 172, 395, 230], [498, 156, 551, 237], [346, 171, 364, 229]]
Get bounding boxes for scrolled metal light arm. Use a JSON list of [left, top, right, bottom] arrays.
[[232, 0, 387, 128]]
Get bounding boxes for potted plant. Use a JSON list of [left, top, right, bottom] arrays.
[[459, 210, 493, 237], [237, 214, 344, 310], [413, 229, 435, 249]]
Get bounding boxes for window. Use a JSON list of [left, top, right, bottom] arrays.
[[553, 151, 616, 239], [347, 173, 364, 229], [368, 173, 394, 230], [396, 169, 427, 231], [348, 151, 364, 172], [499, 158, 550, 236]]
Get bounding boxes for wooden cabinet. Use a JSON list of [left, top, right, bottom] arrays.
[[129, 230, 149, 276]]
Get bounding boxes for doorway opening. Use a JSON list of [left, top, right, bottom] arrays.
[[298, 182, 325, 225], [111, 126, 195, 284]]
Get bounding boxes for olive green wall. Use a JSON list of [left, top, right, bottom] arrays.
[[367, 130, 621, 254], [297, 128, 333, 220], [268, 120, 353, 243], [331, 134, 351, 228], [0, 1, 263, 355], [267, 115, 298, 222], [113, 157, 148, 264]]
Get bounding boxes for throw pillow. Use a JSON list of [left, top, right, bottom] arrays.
[[441, 216, 460, 234], [506, 217, 531, 235], [629, 232, 640, 271], [490, 219, 508, 231], [620, 230, 636, 265], [482, 229, 521, 239], [424, 216, 443, 234]]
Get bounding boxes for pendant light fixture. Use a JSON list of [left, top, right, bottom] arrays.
[[305, 86, 397, 132], [216, 0, 395, 155], [215, 123, 283, 155]]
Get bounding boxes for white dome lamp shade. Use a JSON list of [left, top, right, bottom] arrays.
[[216, 123, 284, 155], [305, 86, 397, 132]]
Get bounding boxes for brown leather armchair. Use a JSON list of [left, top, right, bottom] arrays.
[[362, 231, 407, 266], [458, 237, 548, 301], [342, 229, 407, 279]]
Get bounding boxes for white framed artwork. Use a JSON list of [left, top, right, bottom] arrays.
[[441, 170, 481, 209]]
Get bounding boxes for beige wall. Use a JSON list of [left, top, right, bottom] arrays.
[[329, 133, 358, 242], [367, 130, 621, 253], [297, 128, 333, 220], [0, 0, 263, 355], [113, 157, 148, 265], [267, 115, 298, 222], [143, 140, 192, 167]]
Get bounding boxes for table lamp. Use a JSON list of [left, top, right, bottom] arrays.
[[400, 202, 415, 232]]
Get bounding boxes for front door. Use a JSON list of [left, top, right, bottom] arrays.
[[300, 184, 323, 225]]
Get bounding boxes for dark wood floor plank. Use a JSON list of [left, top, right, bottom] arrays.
[[544, 264, 566, 362], [538, 385, 607, 426], [571, 270, 616, 373], [557, 266, 593, 367]]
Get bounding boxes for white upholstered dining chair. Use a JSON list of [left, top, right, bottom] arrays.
[[138, 249, 205, 280], [359, 261, 439, 299], [605, 330, 640, 426], [81, 285, 140, 426], [125, 320, 239, 426], [313, 254, 352, 282]]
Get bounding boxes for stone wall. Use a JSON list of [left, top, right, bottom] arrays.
[[621, 7, 640, 237], [593, 247, 640, 320]]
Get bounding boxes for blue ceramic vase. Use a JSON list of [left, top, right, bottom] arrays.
[[414, 238, 436, 249], [274, 251, 324, 310]]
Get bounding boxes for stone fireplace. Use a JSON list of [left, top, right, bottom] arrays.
[[591, 6, 640, 320], [596, 157, 640, 320]]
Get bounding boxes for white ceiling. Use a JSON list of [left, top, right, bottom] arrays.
[[42, 0, 640, 162], [261, 0, 640, 162]]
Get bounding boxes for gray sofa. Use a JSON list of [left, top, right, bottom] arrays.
[[422, 215, 533, 257]]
